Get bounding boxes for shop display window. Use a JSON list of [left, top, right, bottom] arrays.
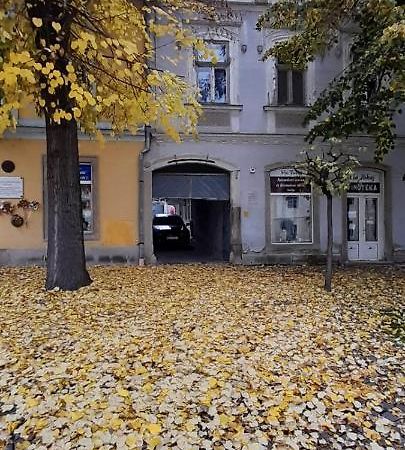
[[269, 168, 313, 244]]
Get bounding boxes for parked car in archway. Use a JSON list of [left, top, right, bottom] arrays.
[[153, 214, 190, 248]]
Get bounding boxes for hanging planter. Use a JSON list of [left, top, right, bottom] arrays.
[[0, 199, 40, 227], [0, 201, 15, 215]]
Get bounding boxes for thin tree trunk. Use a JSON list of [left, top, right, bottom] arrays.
[[45, 116, 92, 290], [325, 193, 333, 292]]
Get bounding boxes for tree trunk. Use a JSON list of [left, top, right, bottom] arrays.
[[45, 116, 92, 290], [325, 193, 333, 292]]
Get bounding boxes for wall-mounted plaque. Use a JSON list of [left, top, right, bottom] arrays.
[[0, 177, 24, 199]]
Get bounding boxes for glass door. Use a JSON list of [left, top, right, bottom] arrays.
[[364, 198, 378, 242], [361, 197, 378, 260], [347, 197, 360, 260], [347, 196, 379, 260]]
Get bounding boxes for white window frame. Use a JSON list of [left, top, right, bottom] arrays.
[[269, 168, 314, 245], [195, 40, 230, 104]]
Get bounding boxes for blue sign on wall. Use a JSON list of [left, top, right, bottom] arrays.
[[80, 164, 92, 182]]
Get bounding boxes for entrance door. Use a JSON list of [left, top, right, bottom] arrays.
[[347, 196, 380, 260]]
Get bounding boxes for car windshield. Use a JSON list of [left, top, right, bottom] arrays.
[[153, 215, 184, 226]]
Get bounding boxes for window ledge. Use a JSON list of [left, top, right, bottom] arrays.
[[184, 18, 242, 28], [263, 105, 309, 113], [201, 103, 243, 111]]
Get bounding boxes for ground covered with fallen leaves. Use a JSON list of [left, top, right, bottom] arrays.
[[0, 265, 404, 450]]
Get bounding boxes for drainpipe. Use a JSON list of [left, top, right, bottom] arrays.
[[138, 125, 152, 266], [138, 8, 156, 266]]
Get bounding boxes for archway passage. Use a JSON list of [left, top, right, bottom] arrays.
[[152, 163, 231, 263]]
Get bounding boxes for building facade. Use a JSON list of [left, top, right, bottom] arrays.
[[1, 2, 404, 266], [0, 104, 144, 265], [142, 2, 405, 265]]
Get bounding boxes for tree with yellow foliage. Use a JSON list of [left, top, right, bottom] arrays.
[[0, 0, 213, 290]]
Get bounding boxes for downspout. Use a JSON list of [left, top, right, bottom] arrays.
[[138, 125, 152, 266], [138, 6, 156, 266]]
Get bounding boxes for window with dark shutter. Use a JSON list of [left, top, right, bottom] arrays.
[[292, 71, 304, 105], [277, 69, 288, 104], [276, 62, 305, 106]]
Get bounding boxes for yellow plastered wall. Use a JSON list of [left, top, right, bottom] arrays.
[[18, 96, 41, 122], [0, 138, 142, 250]]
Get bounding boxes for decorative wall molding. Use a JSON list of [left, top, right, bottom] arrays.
[[5, 126, 144, 142]]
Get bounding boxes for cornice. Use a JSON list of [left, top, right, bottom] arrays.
[[2, 126, 144, 142], [155, 132, 307, 146], [154, 132, 405, 148], [201, 104, 244, 111]]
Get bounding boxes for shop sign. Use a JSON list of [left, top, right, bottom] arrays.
[[80, 164, 92, 183], [0, 177, 24, 198], [348, 170, 381, 193], [348, 182, 380, 193], [350, 170, 381, 183], [270, 169, 310, 194]]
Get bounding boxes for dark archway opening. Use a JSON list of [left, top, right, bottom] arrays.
[[152, 163, 231, 263]]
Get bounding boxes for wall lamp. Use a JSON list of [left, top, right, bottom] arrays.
[[241, 44, 247, 54]]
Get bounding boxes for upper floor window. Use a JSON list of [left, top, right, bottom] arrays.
[[276, 61, 305, 106], [195, 42, 229, 104]]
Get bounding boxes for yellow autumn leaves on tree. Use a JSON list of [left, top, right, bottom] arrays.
[[0, 0, 213, 140]]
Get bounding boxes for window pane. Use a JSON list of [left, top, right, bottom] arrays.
[[277, 69, 288, 105], [197, 67, 211, 102], [80, 163, 93, 233], [196, 42, 228, 63], [81, 184, 93, 233], [211, 43, 227, 62], [271, 195, 312, 243], [365, 197, 377, 241], [214, 68, 227, 103], [347, 197, 359, 241], [292, 71, 304, 105]]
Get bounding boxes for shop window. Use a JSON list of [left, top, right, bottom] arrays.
[[270, 168, 312, 243], [277, 61, 304, 106], [80, 163, 94, 234], [195, 42, 229, 103]]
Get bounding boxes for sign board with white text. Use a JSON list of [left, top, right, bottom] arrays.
[[0, 177, 24, 199]]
